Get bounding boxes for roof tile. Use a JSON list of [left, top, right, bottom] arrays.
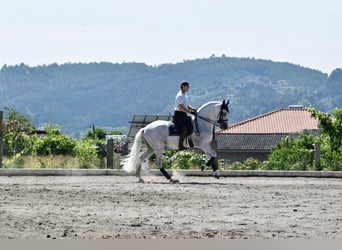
[[216, 133, 288, 151], [219, 108, 319, 134]]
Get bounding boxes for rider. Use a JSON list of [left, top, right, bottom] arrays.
[[174, 81, 197, 150]]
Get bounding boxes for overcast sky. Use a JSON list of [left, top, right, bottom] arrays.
[[0, 0, 341, 73]]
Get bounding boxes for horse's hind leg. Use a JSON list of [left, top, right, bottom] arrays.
[[136, 146, 153, 183], [155, 150, 179, 183]]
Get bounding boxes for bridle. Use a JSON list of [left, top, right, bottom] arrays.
[[197, 102, 229, 128], [195, 101, 229, 136]]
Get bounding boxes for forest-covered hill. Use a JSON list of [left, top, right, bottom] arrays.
[[0, 56, 341, 137]]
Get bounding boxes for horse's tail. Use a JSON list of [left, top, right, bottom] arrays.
[[122, 128, 144, 173]]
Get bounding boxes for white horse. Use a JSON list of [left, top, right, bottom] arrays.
[[122, 100, 229, 183]]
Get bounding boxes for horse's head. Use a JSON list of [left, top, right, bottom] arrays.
[[217, 100, 229, 130]]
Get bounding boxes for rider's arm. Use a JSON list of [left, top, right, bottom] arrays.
[[178, 104, 191, 114], [188, 105, 196, 111]]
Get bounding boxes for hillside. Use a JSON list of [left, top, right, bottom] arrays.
[[0, 56, 341, 137]]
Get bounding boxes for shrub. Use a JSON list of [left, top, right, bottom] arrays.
[[33, 134, 76, 156], [171, 151, 191, 169], [3, 131, 34, 156], [229, 158, 267, 170], [320, 143, 342, 171], [148, 150, 207, 170], [85, 127, 107, 140], [31, 122, 76, 156], [1, 153, 25, 168], [268, 133, 316, 171], [73, 139, 99, 168]]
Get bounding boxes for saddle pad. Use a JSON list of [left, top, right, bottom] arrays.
[[169, 124, 180, 136]]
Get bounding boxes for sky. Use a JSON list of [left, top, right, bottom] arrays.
[[0, 0, 341, 74]]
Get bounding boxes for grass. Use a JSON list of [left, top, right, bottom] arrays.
[[1, 155, 103, 169]]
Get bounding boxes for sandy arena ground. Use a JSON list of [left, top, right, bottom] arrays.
[[0, 174, 341, 239]]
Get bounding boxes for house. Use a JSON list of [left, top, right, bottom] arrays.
[[215, 106, 319, 162]]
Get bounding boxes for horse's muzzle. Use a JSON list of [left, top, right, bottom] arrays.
[[220, 123, 228, 130]]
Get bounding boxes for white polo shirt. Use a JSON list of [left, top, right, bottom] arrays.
[[174, 90, 189, 112]]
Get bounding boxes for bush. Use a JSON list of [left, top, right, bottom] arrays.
[[33, 134, 76, 156], [172, 151, 192, 169], [268, 133, 316, 170], [2, 153, 25, 168], [3, 131, 34, 156], [30, 122, 76, 156], [73, 139, 99, 168], [243, 158, 267, 170], [148, 150, 207, 170], [85, 127, 107, 140], [230, 158, 267, 170], [320, 142, 342, 171]]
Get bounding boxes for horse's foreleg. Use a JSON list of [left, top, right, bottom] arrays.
[[160, 167, 179, 183], [208, 157, 220, 179], [206, 157, 218, 171], [201, 144, 220, 179]]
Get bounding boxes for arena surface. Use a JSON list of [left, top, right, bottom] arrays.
[[0, 175, 341, 239]]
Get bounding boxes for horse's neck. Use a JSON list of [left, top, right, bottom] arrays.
[[198, 102, 219, 120], [197, 102, 220, 133]]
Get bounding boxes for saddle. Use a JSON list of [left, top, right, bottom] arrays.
[[169, 116, 193, 136], [169, 116, 199, 148]]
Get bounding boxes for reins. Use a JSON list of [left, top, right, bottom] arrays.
[[194, 108, 228, 136], [197, 115, 224, 126], [197, 107, 228, 127]]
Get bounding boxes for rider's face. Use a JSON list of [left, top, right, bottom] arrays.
[[181, 85, 189, 93]]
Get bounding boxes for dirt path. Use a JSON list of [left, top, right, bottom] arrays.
[[0, 175, 341, 239]]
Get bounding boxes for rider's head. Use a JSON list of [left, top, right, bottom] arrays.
[[180, 81, 190, 92]]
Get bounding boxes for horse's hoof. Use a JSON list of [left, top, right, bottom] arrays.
[[138, 178, 145, 183], [201, 165, 206, 171], [213, 171, 220, 179], [170, 178, 179, 183]]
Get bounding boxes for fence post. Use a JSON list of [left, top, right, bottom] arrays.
[[314, 141, 321, 170], [0, 111, 3, 168], [106, 139, 114, 169]]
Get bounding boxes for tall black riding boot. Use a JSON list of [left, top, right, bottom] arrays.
[[178, 127, 189, 151]]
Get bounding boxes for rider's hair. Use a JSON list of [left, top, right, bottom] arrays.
[[180, 81, 189, 88]]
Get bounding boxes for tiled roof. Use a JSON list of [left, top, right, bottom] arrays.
[[216, 133, 288, 152], [218, 108, 319, 134]]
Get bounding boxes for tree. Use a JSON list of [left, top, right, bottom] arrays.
[[3, 106, 35, 133], [308, 107, 342, 152], [2, 106, 35, 156], [85, 126, 106, 140]]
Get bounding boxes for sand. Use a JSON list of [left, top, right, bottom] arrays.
[[0, 175, 341, 239]]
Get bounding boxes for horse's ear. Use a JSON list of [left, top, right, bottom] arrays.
[[226, 99, 230, 105]]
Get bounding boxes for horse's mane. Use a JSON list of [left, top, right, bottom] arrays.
[[197, 101, 221, 113]]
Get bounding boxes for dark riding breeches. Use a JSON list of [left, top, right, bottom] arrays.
[[174, 111, 192, 134]]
